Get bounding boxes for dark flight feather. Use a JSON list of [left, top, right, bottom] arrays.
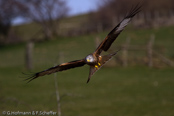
[[25, 59, 86, 83], [87, 51, 119, 83], [95, 4, 141, 55]]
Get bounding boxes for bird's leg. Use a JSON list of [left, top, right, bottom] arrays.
[[95, 65, 98, 69], [95, 62, 101, 69]]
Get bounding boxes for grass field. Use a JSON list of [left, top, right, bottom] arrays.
[[0, 26, 174, 116]]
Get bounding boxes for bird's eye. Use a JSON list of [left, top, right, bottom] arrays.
[[87, 57, 91, 62], [86, 55, 93, 62]]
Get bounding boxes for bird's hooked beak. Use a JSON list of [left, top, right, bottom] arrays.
[[87, 59, 90, 62]]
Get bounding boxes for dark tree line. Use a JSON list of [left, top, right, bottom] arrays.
[[0, 0, 68, 43], [23, 0, 68, 39], [1, 0, 174, 43], [0, 0, 27, 42], [87, 0, 174, 32]]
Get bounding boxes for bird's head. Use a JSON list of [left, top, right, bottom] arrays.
[[85, 54, 95, 63]]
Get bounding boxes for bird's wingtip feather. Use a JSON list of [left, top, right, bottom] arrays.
[[22, 72, 38, 83]]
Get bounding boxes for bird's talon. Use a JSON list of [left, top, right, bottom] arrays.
[[95, 65, 98, 69]]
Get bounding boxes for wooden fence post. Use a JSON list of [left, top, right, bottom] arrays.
[[54, 52, 64, 116], [97, 23, 103, 33], [59, 52, 64, 64], [54, 71, 61, 116], [95, 37, 100, 49], [25, 41, 34, 70], [147, 34, 155, 68], [122, 37, 131, 67]]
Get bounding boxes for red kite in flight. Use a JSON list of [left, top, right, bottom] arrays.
[[25, 5, 141, 83]]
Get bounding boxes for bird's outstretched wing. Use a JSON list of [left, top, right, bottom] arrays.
[[25, 59, 86, 83], [87, 51, 119, 83], [94, 4, 141, 55]]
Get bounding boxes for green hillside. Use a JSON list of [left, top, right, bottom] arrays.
[[0, 24, 174, 115], [13, 14, 89, 40]]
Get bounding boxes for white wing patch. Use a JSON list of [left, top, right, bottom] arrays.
[[117, 18, 131, 32]]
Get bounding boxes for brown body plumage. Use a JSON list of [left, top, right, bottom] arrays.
[[25, 4, 141, 83]]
